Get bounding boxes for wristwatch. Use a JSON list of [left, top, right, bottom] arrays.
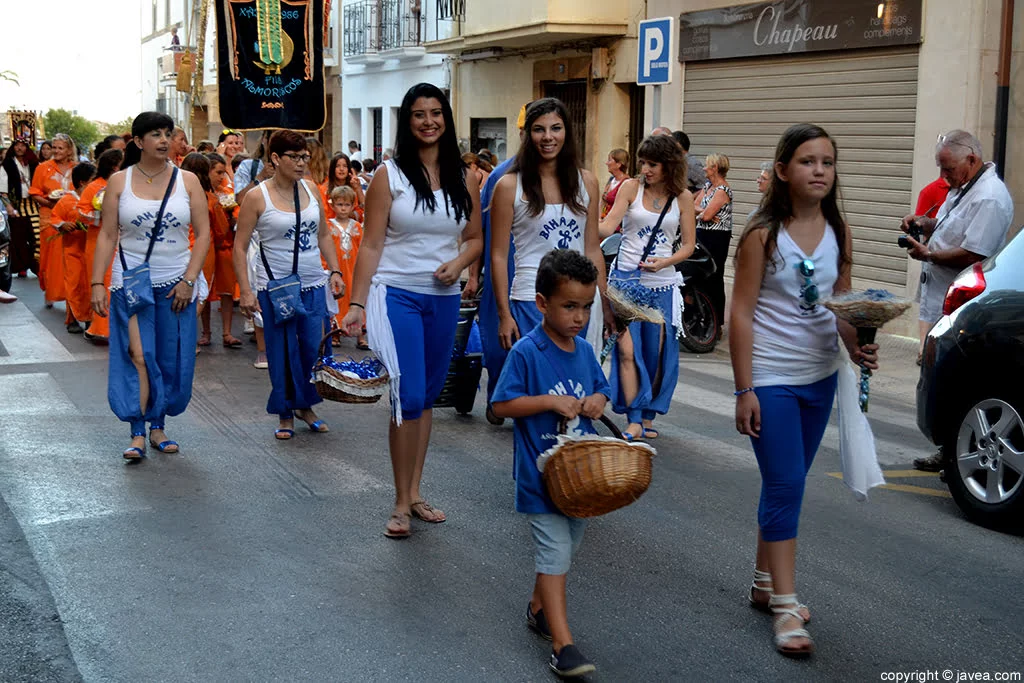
[[184, 278, 196, 288]]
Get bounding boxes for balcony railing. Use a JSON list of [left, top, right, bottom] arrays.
[[436, 0, 465, 21], [344, 0, 427, 60]]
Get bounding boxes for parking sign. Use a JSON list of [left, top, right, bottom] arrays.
[[637, 17, 675, 86]]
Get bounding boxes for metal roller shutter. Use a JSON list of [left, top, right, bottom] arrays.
[[682, 47, 919, 294]]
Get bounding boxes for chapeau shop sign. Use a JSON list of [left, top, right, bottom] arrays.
[[679, 0, 922, 62]]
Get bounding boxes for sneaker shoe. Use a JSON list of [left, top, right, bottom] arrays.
[[243, 318, 255, 334], [253, 352, 268, 369], [527, 604, 552, 640], [913, 451, 944, 472], [549, 644, 595, 679]]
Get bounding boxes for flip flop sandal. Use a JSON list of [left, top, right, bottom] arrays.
[[275, 428, 294, 440], [356, 340, 371, 351], [410, 500, 446, 523], [622, 432, 645, 442], [223, 336, 244, 348], [307, 420, 329, 433], [198, 333, 212, 347], [384, 513, 411, 539], [122, 446, 145, 461], [643, 428, 659, 439], [149, 439, 179, 453]]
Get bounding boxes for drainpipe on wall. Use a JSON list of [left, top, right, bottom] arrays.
[[993, 0, 1015, 179]]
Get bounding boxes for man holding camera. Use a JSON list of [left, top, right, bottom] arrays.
[[901, 129, 1014, 472]]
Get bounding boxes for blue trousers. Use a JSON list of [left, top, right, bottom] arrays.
[[259, 286, 328, 418], [609, 283, 678, 424], [108, 282, 197, 436], [386, 287, 461, 421], [750, 373, 837, 542]]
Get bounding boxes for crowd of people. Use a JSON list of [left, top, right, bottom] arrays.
[[4, 83, 1014, 677]]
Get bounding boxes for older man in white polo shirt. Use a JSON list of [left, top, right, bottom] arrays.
[[901, 129, 1015, 471]]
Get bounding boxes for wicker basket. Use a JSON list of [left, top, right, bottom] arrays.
[[311, 329, 389, 404], [540, 415, 655, 518]]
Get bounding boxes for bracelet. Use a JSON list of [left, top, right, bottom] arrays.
[[329, 270, 343, 279], [349, 302, 365, 310], [734, 387, 755, 397], [90, 282, 105, 287]]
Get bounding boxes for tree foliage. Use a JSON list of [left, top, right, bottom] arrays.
[[103, 117, 135, 137], [0, 70, 18, 85], [43, 108, 101, 149]]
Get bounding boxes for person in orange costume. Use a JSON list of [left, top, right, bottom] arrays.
[[77, 149, 123, 343], [322, 154, 364, 222], [323, 185, 365, 348], [52, 162, 97, 333], [203, 152, 241, 347], [180, 153, 218, 347], [30, 133, 77, 307]]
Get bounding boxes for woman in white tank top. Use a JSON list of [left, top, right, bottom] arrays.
[[340, 84, 483, 539], [730, 124, 880, 658], [598, 135, 696, 441], [234, 130, 346, 440], [490, 98, 608, 352], [88, 112, 211, 461]]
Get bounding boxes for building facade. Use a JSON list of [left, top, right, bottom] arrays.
[[644, 0, 1022, 335], [341, 0, 450, 162]]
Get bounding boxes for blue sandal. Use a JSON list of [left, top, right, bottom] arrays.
[[149, 429, 179, 453], [123, 433, 146, 461], [275, 428, 294, 440], [307, 420, 328, 433]]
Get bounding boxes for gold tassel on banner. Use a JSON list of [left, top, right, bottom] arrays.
[[191, 0, 210, 103], [176, 50, 194, 93]]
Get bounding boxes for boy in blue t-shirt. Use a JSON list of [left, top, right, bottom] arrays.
[[492, 249, 611, 679]]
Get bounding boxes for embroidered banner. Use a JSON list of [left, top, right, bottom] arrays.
[[216, 0, 326, 132]]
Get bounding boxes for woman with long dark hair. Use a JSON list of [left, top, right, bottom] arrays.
[[322, 153, 364, 220], [598, 135, 696, 440], [730, 124, 878, 657], [77, 148, 123, 343], [490, 98, 606, 352], [340, 83, 483, 539], [90, 112, 211, 460], [0, 137, 40, 277], [234, 130, 345, 439]]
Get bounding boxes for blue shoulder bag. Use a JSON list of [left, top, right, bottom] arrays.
[[260, 182, 308, 324], [119, 167, 178, 317]]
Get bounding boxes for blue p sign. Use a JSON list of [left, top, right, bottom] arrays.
[[637, 17, 674, 86]]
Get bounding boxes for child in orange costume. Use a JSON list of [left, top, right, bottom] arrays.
[[205, 153, 241, 347], [30, 136, 76, 306], [324, 185, 364, 347], [77, 149, 123, 342], [51, 162, 97, 333], [180, 153, 218, 347]]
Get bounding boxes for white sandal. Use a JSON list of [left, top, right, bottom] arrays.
[[749, 569, 810, 623], [770, 593, 814, 657]]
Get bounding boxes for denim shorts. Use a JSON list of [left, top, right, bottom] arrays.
[[528, 514, 587, 575]]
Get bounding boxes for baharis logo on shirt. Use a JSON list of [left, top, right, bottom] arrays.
[[543, 379, 588, 439], [539, 216, 581, 250]]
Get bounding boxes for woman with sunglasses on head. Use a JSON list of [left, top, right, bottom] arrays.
[[89, 112, 212, 461], [30, 133, 77, 312], [598, 135, 696, 441], [233, 130, 345, 440], [730, 123, 879, 657], [339, 83, 483, 539], [490, 98, 607, 353]]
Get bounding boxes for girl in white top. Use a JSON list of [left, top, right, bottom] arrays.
[[90, 111, 211, 461], [341, 83, 482, 539], [730, 124, 879, 658], [234, 130, 345, 440], [491, 98, 607, 353], [598, 135, 696, 441]]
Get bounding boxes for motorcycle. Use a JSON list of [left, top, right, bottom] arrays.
[[600, 233, 719, 354]]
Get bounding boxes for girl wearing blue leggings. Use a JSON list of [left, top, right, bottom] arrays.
[[342, 84, 483, 539], [730, 124, 879, 657]]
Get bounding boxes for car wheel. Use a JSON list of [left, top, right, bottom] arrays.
[[678, 286, 717, 354], [944, 395, 1024, 532]]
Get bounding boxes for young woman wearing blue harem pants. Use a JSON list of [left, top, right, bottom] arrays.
[[341, 83, 483, 539], [730, 124, 879, 658]]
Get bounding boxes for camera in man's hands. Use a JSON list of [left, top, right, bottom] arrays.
[[898, 220, 924, 249]]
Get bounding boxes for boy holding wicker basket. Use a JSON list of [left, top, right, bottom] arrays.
[[491, 249, 611, 679]]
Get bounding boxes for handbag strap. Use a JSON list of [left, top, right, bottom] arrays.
[[119, 166, 178, 271], [258, 180, 304, 281], [615, 189, 674, 270]]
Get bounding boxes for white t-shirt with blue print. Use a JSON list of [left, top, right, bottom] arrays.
[[492, 325, 612, 515]]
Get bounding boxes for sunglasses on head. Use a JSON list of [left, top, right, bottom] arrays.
[[798, 259, 819, 306]]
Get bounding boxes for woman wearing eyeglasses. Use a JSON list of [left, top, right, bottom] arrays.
[[233, 130, 345, 440], [730, 124, 879, 658]]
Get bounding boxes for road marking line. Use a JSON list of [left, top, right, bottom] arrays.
[[826, 472, 952, 498], [0, 372, 77, 414], [0, 300, 77, 366], [873, 469, 941, 478]]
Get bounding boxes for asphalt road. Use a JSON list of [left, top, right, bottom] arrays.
[[1, 276, 1022, 682]]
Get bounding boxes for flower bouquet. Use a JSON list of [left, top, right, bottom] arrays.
[[824, 289, 912, 412]]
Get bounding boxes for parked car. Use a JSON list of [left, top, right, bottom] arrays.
[[917, 228, 1024, 531], [0, 209, 11, 293]]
